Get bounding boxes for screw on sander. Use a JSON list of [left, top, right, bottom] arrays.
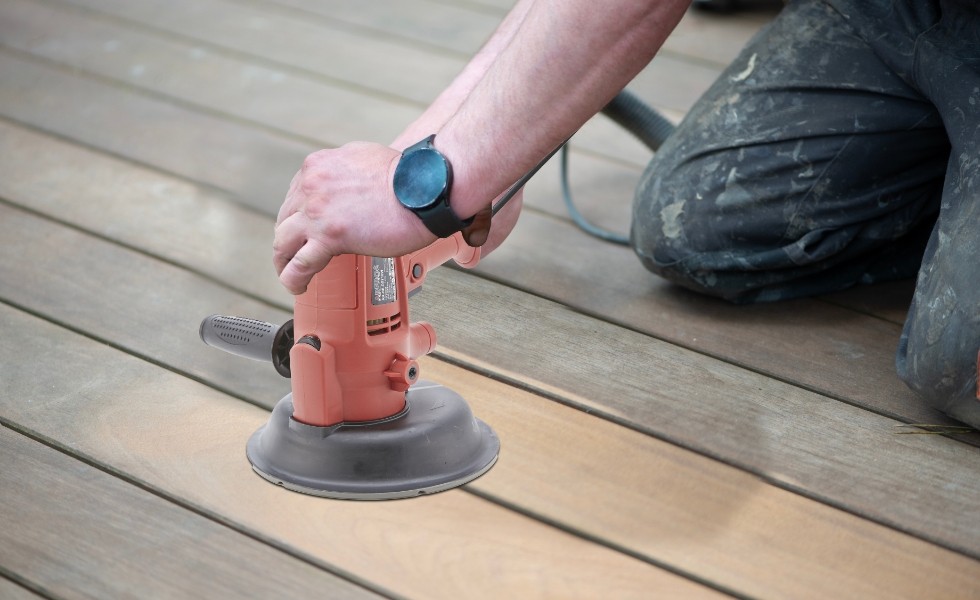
[[199, 315, 294, 378]]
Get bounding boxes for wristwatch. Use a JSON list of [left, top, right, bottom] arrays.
[[393, 135, 473, 238]]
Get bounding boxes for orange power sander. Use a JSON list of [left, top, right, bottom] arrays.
[[200, 233, 497, 499]]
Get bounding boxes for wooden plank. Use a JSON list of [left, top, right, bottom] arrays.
[[473, 209, 956, 423], [57, 0, 463, 105], [0, 119, 293, 310], [3, 124, 980, 561], [0, 307, 719, 600], [0, 50, 308, 214], [241, 0, 501, 57], [0, 0, 658, 169], [248, 0, 775, 69], [0, 0, 418, 143], [247, 0, 752, 110], [0, 202, 292, 408], [0, 425, 381, 600], [3, 303, 980, 599], [53, 0, 763, 110]]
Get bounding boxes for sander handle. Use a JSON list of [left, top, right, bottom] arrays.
[[199, 315, 293, 377]]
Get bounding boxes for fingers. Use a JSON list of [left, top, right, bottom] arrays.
[[272, 212, 308, 275], [278, 239, 332, 295], [461, 205, 493, 247], [273, 212, 332, 295]]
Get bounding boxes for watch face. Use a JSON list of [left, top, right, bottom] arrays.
[[394, 147, 450, 210]]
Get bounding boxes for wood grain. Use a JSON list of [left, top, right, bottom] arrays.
[[3, 124, 979, 562], [0, 425, 381, 600]]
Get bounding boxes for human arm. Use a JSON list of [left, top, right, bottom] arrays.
[[274, 0, 691, 294]]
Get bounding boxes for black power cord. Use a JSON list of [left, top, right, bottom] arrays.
[[492, 89, 675, 247], [560, 89, 676, 246]]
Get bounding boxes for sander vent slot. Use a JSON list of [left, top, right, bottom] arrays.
[[367, 312, 401, 337]]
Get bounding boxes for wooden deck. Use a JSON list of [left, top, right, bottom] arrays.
[[2, 0, 979, 598]]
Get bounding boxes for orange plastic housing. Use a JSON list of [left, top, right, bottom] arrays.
[[289, 234, 480, 426]]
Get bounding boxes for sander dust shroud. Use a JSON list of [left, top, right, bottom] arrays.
[[200, 89, 671, 500]]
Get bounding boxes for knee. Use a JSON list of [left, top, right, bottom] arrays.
[[630, 199, 723, 299], [630, 165, 751, 302], [897, 305, 980, 428]]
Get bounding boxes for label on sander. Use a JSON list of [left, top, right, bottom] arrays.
[[371, 257, 397, 306]]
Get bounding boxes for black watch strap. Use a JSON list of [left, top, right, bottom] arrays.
[[417, 196, 473, 238]]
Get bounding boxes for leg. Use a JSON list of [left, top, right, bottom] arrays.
[[631, 0, 949, 303], [895, 1, 980, 428]]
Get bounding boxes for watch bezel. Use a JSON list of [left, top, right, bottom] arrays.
[[393, 138, 452, 210]]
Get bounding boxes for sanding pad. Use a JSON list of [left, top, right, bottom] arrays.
[[246, 381, 499, 500]]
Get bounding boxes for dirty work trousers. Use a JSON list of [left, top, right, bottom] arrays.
[[631, 0, 980, 427]]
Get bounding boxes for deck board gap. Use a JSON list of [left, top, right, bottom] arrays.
[[0, 569, 55, 600]]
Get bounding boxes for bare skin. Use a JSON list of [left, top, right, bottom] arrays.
[[274, 0, 691, 294]]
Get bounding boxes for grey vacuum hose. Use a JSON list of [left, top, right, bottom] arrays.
[[601, 88, 676, 153]]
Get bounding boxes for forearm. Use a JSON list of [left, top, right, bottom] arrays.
[[391, 0, 536, 149], [436, 0, 690, 218]]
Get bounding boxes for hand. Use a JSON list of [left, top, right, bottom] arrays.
[[273, 142, 436, 294]]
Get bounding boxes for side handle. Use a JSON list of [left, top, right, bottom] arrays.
[[403, 232, 481, 295], [199, 315, 293, 377]]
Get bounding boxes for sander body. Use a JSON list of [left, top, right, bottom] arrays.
[[201, 233, 499, 499]]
